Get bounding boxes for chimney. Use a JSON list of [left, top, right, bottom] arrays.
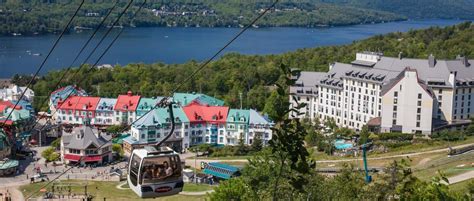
[[457, 55, 470, 67], [428, 54, 436, 67], [398, 52, 403, 60]]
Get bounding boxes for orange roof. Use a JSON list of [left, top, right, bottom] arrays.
[[183, 102, 229, 123], [114, 91, 141, 111], [58, 96, 101, 111]]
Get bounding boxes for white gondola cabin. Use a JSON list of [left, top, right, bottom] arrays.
[[127, 146, 183, 198]]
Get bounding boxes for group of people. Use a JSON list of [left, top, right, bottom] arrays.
[[142, 161, 178, 181]]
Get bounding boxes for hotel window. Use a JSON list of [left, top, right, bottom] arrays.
[[392, 119, 397, 125], [417, 108, 421, 113], [417, 101, 421, 106], [438, 89, 442, 94], [416, 122, 420, 127], [418, 93, 422, 99], [394, 91, 398, 97]]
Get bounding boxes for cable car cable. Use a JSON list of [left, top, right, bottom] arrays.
[[36, 0, 135, 132], [26, 0, 120, 138], [1, 0, 85, 125], [24, 1, 143, 199], [27, 0, 278, 198]]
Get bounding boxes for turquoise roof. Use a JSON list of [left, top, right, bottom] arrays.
[[203, 162, 239, 179], [133, 106, 189, 127], [5, 108, 31, 121], [0, 159, 19, 170], [137, 97, 164, 111], [227, 109, 250, 123], [0, 130, 9, 151], [173, 93, 224, 106]]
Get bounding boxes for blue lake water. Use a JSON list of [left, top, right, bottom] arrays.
[[0, 19, 465, 78]]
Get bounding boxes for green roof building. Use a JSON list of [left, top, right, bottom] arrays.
[[173, 93, 224, 106]]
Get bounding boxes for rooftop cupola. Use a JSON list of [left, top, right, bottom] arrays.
[[428, 54, 436, 67]]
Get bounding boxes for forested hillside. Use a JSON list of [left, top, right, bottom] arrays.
[[324, 0, 474, 19], [0, 0, 404, 35], [31, 22, 473, 112]]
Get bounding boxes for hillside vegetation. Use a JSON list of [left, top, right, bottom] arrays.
[[0, 0, 404, 35], [31, 22, 473, 113], [324, 0, 474, 19]]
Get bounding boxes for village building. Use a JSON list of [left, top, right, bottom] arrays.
[[60, 126, 112, 165]]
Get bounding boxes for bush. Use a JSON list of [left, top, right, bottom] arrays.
[[378, 133, 413, 141], [432, 130, 465, 141], [51, 138, 61, 150], [375, 141, 412, 149], [112, 144, 124, 157], [41, 147, 60, 162]]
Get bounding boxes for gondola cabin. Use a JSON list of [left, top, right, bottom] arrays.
[[128, 146, 183, 198]]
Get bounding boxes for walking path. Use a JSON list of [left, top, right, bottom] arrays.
[[179, 190, 214, 196], [184, 143, 474, 168], [447, 170, 474, 185]]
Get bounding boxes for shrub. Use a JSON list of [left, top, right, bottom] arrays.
[[432, 130, 465, 141], [41, 147, 60, 162], [378, 133, 413, 141]]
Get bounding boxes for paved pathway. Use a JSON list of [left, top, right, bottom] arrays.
[[179, 190, 214, 196], [447, 170, 474, 185], [184, 143, 474, 168]]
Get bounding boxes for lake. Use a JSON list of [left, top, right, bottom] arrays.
[[0, 19, 465, 78]]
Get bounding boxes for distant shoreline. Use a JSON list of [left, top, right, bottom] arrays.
[[0, 19, 409, 37]]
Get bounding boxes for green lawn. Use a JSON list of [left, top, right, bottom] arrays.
[[20, 180, 207, 201], [449, 179, 474, 193], [413, 151, 474, 180], [183, 183, 214, 192]]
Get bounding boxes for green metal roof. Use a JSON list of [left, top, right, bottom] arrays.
[[0, 159, 18, 170], [203, 162, 240, 179], [173, 93, 224, 106], [227, 109, 250, 123], [112, 134, 130, 144], [5, 108, 31, 121], [133, 106, 189, 127]]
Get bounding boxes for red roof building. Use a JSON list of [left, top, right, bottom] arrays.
[[114, 91, 140, 111], [57, 96, 101, 122], [183, 102, 229, 124]]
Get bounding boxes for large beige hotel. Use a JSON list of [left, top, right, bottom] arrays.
[[290, 52, 473, 134]]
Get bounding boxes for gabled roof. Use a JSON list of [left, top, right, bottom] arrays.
[[58, 96, 101, 111], [249, 109, 272, 125], [96, 98, 117, 111], [227, 109, 250, 123], [0, 100, 22, 111], [136, 97, 164, 111], [182, 102, 229, 123], [114, 91, 140, 111], [133, 106, 189, 127], [62, 126, 112, 150], [173, 93, 224, 106], [50, 85, 87, 106]]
